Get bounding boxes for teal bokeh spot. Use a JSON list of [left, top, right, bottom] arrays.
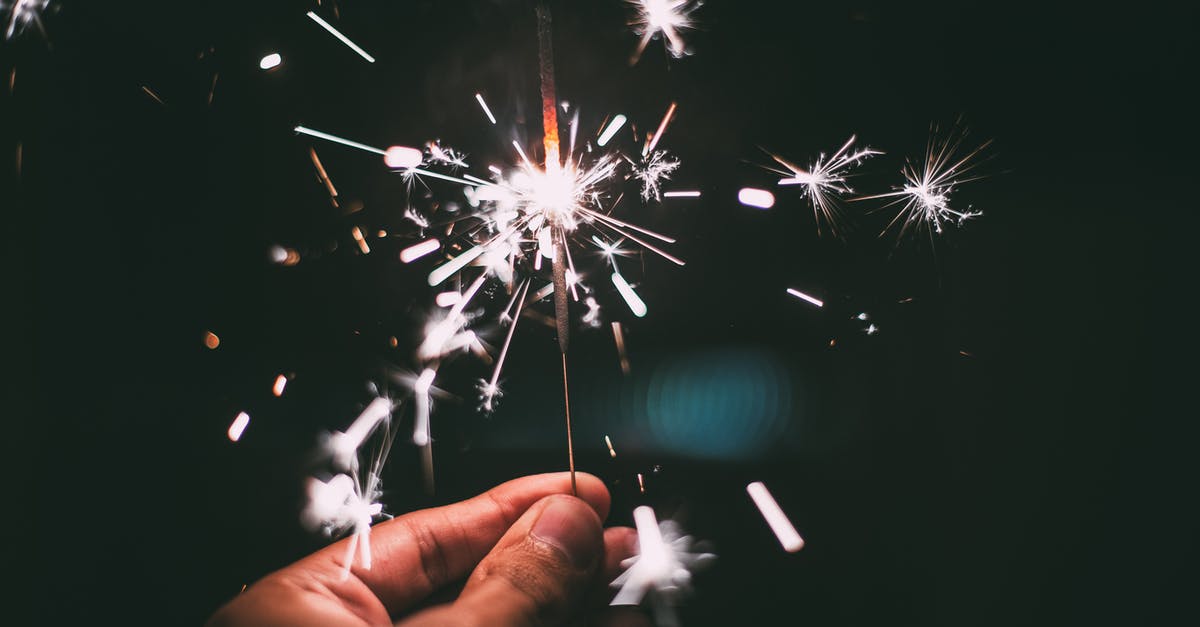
[[646, 348, 792, 459]]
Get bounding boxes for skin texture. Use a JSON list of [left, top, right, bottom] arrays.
[[207, 472, 652, 627]]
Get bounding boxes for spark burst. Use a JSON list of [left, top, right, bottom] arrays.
[[611, 506, 715, 626], [764, 135, 881, 237], [627, 0, 699, 65], [2, 0, 49, 40], [858, 124, 993, 240]]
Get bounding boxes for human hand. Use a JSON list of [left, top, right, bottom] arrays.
[[207, 472, 649, 626]]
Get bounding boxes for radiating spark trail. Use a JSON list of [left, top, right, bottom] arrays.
[[306, 11, 375, 63], [663, 190, 700, 198], [627, 0, 697, 65], [400, 238, 440, 263], [308, 148, 340, 207], [611, 506, 715, 625], [605, 435, 617, 457], [786, 288, 824, 308], [475, 92, 497, 125], [295, 125, 385, 155], [227, 411, 250, 442], [597, 114, 627, 147], [479, 281, 531, 412], [856, 124, 993, 239], [738, 187, 775, 209], [768, 135, 881, 237], [141, 85, 165, 106], [747, 481, 804, 552], [612, 272, 648, 317], [643, 102, 677, 157], [612, 321, 631, 375]]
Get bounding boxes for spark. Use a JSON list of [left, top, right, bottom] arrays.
[[384, 146, 423, 169], [627, 0, 697, 64], [475, 92, 497, 125], [597, 114, 628, 147], [632, 150, 681, 202], [766, 135, 881, 237], [738, 187, 775, 209], [308, 148, 340, 207], [663, 190, 700, 198], [227, 411, 250, 442], [610, 506, 715, 626], [864, 323, 879, 335], [857, 124, 992, 239], [746, 482, 804, 553], [272, 374, 289, 397], [399, 238, 440, 263], [203, 331, 220, 349], [605, 435, 617, 457], [324, 397, 393, 470], [612, 321, 631, 375], [141, 85, 165, 106], [259, 53, 282, 70], [306, 11, 375, 63], [3, 0, 49, 40], [643, 102, 677, 157], [295, 125, 385, 155], [786, 288, 824, 308], [612, 272, 648, 317]]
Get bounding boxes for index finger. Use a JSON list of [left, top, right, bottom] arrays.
[[285, 472, 610, 616]]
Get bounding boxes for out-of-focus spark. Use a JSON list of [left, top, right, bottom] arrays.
[[295, 125, 385, 155], [326, 397, 392, 470], [270, 245, 301, 266], [141, 85, 165, 106], [272, 374, 289, 397], [738, 187, 775, 209], [351, 226, 370, 254], [227, 411, 250, 442], [612, 321, 631, 375], [605, 435, 617, 457], [627, 0, 697, 64], [400, 238, 440, 263], [746, 481, 804, 553], [3, 0, 50, 40], [643, 102, 676, 157], [786, 288, 824, 308], [259, 53, 282, 70], [306, 11, 375, 63], [208, 73, 219, 106], [412, 368, 436, 447], [612, 272, 648, 317], [768, 135, 880, 237], [203, 331, 220, 349], [857, 124, 992, 239], [474, 92, 497, 125], [384, 145, 423, 169], [633, 150, 680, 202], [864, 323, 879, 335], [597, 114, 627, 147], [610, 506, 715, 625], [662, 190, 700, 198], [637, 473, 646, 493], [434, 291, 461, 307], [308, 148, 339, 207], [511, 140, 534, 170]]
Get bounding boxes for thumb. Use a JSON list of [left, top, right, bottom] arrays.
[[402, 494, 604, 626]]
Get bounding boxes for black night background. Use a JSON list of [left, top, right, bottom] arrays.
[[7, 1, 1196, 624]]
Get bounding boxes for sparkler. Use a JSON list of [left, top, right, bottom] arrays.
[[764, 136, 881, 237], [611, 506, 715, 626], [627, 0, 699, 65], [856, 123, 992, 239]]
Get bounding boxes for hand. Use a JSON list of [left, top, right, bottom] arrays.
[[207, 472, 649, 626]]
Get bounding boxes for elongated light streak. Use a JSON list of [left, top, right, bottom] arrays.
[[412, 368, 436, 446], [475, 93, 497, 125], [663, 190, 701, 197], [306, 11, 375, 63], [272, 374, 288, 397], [612, 272, 647, 317], [512, 140, 535, 170], [351, 226, 370, 254], [294, 126, 385, 155], [482, 281, 531, 410], [786, 288, 823, 308], [605, 435, 617, 457], [643, 102, 676, 157], [259, 53, 282, 70], [597, 114, 627, 147], [612, 321, 631, 375], [227, 411, 250, 442], [738, 187, 775, 209], [746, 481, 804, 552], [400, 238, 440, 263]]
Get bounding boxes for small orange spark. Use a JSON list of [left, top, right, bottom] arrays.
[[351, 226, 370, 254], [141, 85, 165, 106], [272, 374, 288, 397], [203, 331, 220, 349]]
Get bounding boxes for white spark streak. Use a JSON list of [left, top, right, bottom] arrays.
[[597, 115, 628, 147], [400, 238, 440, 263], [227, 411, 250, 442], [612, 272, 648, 317], [769, 135, 881, 237], [327, 397, 392, 470], [3, 0, 49, 40], [412, 368, 436, 446], [643, 102, 677, 157], [746, 482, 804, 553], [434, 291, 461, 307], [259, 53, 282, 70], [475, 93, 497, 125], [663, 190, 700, 198], [786, 288, 824, 308], [384, 145, 424, 169], [306, 11, 375, 63], [610, 506, 714, 624], [272, 374, 288, 397], [294, 126, 386, 155], [605, 435, 617, 457], [738, 187, 775, 209]]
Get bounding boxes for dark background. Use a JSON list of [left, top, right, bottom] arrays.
[[8, 0, 1196, 624]]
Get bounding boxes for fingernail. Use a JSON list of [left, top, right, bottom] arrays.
[[530, 497, 599, 569]]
